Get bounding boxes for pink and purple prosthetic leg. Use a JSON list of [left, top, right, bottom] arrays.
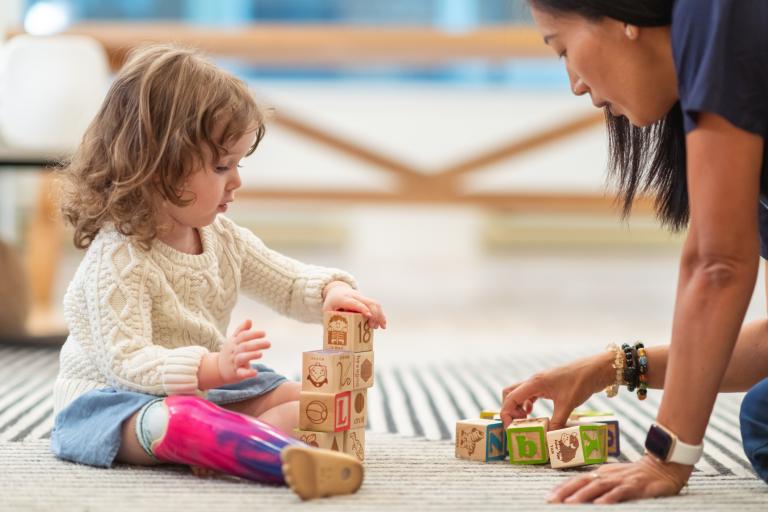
[[137, 395, 302, 484]]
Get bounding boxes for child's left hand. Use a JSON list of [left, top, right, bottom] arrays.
[[323, 281, 387, 329]]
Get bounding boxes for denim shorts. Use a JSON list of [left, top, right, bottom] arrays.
[[51, 364, 288, 468]]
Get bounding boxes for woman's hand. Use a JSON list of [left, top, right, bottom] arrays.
[[547, 456, 692, 503], [323, 281, 387, 329], [501, 351, 616, 430], [217, 319, 271, 384]]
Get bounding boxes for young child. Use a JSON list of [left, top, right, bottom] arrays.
[[51, 44, 387, 500]]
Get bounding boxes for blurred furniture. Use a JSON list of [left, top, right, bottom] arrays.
[[0, 34, 109, 333]]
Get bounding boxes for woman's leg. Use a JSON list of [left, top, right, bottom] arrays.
[[740, 377, 768, 483]]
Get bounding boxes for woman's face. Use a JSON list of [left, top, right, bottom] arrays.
[[530, 7, 678, 127]]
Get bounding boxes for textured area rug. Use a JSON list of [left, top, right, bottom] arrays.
[[0, 345, 766, 510]]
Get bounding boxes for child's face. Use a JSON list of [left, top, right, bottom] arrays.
[[164, 129, 258, 229]]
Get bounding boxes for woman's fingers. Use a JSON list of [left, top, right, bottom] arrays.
[[547, 473, 596, 503], [500, 379, 541, 426]]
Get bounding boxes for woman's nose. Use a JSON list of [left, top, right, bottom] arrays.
[[567, 68, 589, 96]]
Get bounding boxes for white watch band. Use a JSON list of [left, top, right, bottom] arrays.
[[668, 434, 704, 465]]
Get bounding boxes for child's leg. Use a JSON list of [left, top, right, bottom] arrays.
[[116, 411, 160, 466], [222, 381, 300, 433], [128, 395, 362, 499]]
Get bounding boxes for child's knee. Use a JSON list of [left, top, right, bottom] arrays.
[[740, 378, 768, 483]]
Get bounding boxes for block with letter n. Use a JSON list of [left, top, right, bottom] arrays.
[[506, 417, 549, 465], [455, 419, 506, 462]]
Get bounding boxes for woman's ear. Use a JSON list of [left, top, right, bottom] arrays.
[[624, 23, 639, 40]]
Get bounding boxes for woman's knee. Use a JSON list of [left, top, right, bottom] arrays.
[[740, 378, 768, 483]]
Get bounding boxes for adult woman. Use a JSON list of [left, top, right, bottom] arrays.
[[500, 0, 768, 503]]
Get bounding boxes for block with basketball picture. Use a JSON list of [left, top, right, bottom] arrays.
[[323, 311, 374, 353], [302, 349, 353, 394], [546, 424, 608, 469], [293, 429, 344, 452], [299, 390, 352, 433]]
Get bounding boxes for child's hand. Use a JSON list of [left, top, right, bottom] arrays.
[[218, 319, 271, 384], [323, 281, 387, 329]]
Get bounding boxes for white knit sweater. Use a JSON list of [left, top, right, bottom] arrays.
[[53, 215, 356, 414]]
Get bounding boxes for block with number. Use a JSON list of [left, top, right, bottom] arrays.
[[455, 419, 506, 462], [506, 417, 549, 465], [344, 427, 366, 462], [352, 351, 374, 389], [299, 390, 352, 433], [323, 311, 374, 352], [350, 388, 367, 428], [301, 350, 353, 394], [546, 424, 608, 469], [568, 413, 620, 457], [293, 429, 344, 452]]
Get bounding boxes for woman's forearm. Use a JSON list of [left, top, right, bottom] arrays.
[[644, 319, 768, 392], [655, 259, 757, 445]]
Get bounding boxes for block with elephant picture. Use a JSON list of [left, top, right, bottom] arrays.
[[546, 424, 608, 469]]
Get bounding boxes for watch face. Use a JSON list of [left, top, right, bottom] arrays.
[[645, 424, 673, 460]]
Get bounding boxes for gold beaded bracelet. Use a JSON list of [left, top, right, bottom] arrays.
[[604, 343, 625, 398]]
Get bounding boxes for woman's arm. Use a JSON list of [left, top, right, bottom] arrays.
[[656, 112, 764, 445]]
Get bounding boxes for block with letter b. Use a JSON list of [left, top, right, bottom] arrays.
[[546, 424, 608, 469], [455, 419, 506, 462], [506, 417, 549, 465], [323, 311, 374, 352], [301, 349, 353, 394], [299, 390, 352, 433]]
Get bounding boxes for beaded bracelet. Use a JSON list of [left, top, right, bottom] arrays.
[[604, 343, 625, 398], [635, 342, 648, 400], [622, 343, 637, 392]]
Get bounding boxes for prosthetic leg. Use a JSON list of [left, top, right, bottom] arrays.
[[136, 395, 363, 499]]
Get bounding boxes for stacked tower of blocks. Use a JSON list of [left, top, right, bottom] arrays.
[[455, 410, 618, 469], [295, 311, 374, 462]]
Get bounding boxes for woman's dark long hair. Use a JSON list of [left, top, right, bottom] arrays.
[[529, 0, 688, 230]]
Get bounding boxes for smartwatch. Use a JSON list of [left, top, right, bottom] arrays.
[[644, 423, 704, 465]]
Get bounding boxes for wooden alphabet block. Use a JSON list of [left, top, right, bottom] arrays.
[[323, 311, 374, 352], [546, 424, 608, 469], [455, 419, 506, 462], [301, 350, 353, 393], [568, 413, 620, 457], [293, 429, 344, 452], [480, 410, 501, 420], [344, 427, 365, 462], [350, 388, 367, 428], [506, 417, 549, 464], [299, 390, 352, 433], [352, 351, 374, 389]]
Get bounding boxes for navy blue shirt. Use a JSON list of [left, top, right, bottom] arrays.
[[672, 0, 768, 256]]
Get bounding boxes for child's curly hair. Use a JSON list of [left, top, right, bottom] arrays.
[[58, 44, 266, 250]]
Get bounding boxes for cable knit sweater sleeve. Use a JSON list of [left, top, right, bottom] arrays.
[[219, 217, 357, 323], [63, 238, 208, 396]]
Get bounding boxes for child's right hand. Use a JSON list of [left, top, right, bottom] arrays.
[[217, 319, 271, 384]]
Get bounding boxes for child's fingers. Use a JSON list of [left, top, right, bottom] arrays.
[[237, 339, 271, 352], [236, 367, 259, 379], [235, 350, 264, 367], [233, 319, 252, 336], [236, 330, 267, 343], [338, 297, 372, 317]]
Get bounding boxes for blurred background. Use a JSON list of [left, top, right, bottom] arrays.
[[0, 0, 764, 378]]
